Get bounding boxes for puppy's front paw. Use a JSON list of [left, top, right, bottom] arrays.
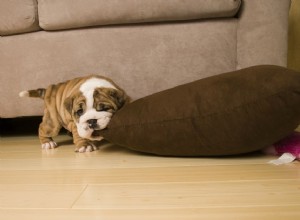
[[41, 141, 57, 149], [75, 144, 98, 153]]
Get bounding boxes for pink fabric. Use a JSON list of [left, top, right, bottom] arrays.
[[272, 132, 300, 159]]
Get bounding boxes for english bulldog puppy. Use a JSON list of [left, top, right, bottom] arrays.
[[19, 75, 129, 153]]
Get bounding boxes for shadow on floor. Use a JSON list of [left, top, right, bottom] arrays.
[[0, 117, 68, 137]]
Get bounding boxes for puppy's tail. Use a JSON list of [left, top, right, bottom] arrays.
[[19, 88, 46, 99]]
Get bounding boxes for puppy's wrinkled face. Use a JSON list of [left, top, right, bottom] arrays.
[[64, 79, 128, 140]]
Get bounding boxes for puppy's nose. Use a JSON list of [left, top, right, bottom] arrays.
[[87, 119, 98, 129]]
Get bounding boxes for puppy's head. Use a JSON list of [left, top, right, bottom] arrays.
[[64, 79, 129, 140]]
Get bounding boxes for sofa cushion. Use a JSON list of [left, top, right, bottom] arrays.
[[38, 0, 241, 31], [100, 65, 300, 156], [0, 0, 40, 36]]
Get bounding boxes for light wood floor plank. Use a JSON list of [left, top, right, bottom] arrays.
[[1, 206, 300, 220], [0, 184, 86, 209], [73, 180, 300, 209], [0, 206, 300, 220], [0, 164, 299, 184], [0, 154, 276, 170]]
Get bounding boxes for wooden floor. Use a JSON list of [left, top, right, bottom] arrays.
[[0, 134, 299, 219]]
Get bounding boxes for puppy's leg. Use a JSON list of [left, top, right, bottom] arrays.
[[39, 109, 62, 149], [70, 123, 100, 153]]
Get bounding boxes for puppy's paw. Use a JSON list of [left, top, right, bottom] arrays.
[[75, 144, 98, 153], [41, 141, 58, 149]]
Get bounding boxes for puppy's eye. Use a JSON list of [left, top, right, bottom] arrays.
[[97, 104, 111, 112], [76, 109, 84, 116], [102, 106, 111, 111]]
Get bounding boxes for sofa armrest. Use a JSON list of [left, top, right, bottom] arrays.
[[237, 0, 291, 69]]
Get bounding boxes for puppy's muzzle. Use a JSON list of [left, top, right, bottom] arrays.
[[77, 111, 112, 140]]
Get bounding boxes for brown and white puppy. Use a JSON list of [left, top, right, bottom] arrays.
[[19, 75, 129, 153]]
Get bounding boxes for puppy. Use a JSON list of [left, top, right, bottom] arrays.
[[19, 75, 129, 152]]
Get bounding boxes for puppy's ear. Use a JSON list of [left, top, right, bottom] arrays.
[[94, 87, 130, 109], [109, 89, 130, 109], [64, 96, 73, 114]]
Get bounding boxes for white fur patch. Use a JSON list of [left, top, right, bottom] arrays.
[[80, 78, 116, 109], [19, 91, 29, 97], [41, 141, 57, 149], [76, 77, 116, 140]]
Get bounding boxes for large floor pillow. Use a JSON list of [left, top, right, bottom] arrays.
[[99, 65, 300, 156]]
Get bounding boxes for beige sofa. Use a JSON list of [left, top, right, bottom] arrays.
[[0, 0, 291, 118]]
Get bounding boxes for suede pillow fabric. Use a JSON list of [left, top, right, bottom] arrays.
[[100, 65, 300, 156]]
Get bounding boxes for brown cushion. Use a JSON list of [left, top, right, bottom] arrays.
[[100, 65, 300, 156], [0, 0, 40, 36]]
